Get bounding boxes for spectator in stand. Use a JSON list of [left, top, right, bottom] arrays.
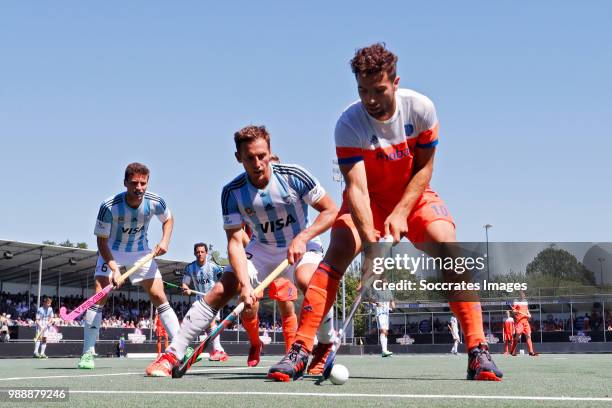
[[0, 313, 10, 342]]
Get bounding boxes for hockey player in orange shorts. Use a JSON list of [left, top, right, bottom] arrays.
[[503, 311, 515, 355], [268, 43, 503, 382], [510, 291, 538, 356], [154, 312, 168, 358]]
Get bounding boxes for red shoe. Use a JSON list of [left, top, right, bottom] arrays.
[[209, 350, 229, 362], [307, 342, 333, 375], [145, 352, 179, 377], [247, 342, 263, 367]]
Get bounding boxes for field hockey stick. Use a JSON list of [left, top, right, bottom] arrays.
[[33, 320, 53, 343], [163, 281, 206, 297], [59, 251, 156, 321], [321, 236, 393, 381], [172, 259, 290, 378], [320, 277, 372, 380]]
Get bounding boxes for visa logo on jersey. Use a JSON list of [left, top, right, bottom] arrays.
[[122, 226, 144, 234], [259, 214, 296, 233]]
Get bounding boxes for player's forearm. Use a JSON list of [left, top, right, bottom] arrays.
[[392, 164, 432, 218], [228, 238, 251, 288], [160, 217, 174, 245], [296, 200, 338, 243], [346, 184, 377, 243], [97, 237, 116, 265]]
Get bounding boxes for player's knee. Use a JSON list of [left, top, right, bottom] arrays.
[[323, 227, 359, 272], [423, 220, 456, 243], [148, 290, 168, 306], [294, 266, 314, 292], [216, 273, 239, 298], [278, 301, 295, 317], [241, 307, 257, 320]]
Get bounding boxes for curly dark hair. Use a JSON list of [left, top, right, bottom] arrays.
[[124, 162, 150, 181], [234, 125, 271, 150], [350, 43, 398, 80]]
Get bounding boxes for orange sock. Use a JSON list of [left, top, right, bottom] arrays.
[[449, 302, 486, 350], [242, 314, 261, 346], [294, 262, 342, 352], [504, 341, 509, 353], [282, 313, 298, 353], [526, 337, 534, 353]]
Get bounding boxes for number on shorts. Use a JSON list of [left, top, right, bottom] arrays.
[[431, 204, 449, 216]]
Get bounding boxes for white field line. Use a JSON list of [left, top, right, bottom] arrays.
[[66, 390, 612, 402], [0, 365, 268, 382]]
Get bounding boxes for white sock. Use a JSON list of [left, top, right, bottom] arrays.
[[40, 343, 47, 355], [316, 308, 335, 344], [380, 333, 388, 352], [157, 302, 180, 340], [167, 300, 216, 360], [34, 341, 41, 354], [83, 305, 102, 355], [213, 333, 224, 352]]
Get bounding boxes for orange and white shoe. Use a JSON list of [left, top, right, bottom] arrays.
[[247, 342, 263, 367], [145, 352, 179, 377], [307, 342, 333, 375], [209, 350, 229, 362]]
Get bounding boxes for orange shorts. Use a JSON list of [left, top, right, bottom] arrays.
[[503, 333, 513, 342], [155, 327, 167, 337], [514, 321, 531, 336], [268, 277, 298, 302], [333, 188, 455, 243]]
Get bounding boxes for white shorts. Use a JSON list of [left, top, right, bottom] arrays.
[[94, 249, 161, 284], [225, 240, 323, 287], [376, 312, 389, 331], [37, 326, 50, 338]]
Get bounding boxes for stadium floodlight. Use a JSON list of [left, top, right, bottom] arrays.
[[68, 257, 77, 266], [483, 224, 493, 281], [3, 251, 13, 260]]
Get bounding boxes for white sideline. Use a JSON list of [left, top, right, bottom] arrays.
[[66, 390, 612, 402], [0, 365, 266, 382]]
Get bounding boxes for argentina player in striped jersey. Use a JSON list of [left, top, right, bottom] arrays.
[[181, 242, 228, 362], [78, 162, 180, 370], [34, 297, 54, 358], [146, 126, 339, 377]]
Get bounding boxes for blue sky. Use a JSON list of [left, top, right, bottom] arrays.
[[1, 1, 611, 261]]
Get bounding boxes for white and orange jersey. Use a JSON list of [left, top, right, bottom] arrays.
[[512, 300, 530, 322], [335, 88, 439, 210]]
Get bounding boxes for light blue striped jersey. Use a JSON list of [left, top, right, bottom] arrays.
[[221, 163, 325, 248], [36, 306, 53, 325], [182, 259, 223, 300], [94, 191, 171, 252]]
